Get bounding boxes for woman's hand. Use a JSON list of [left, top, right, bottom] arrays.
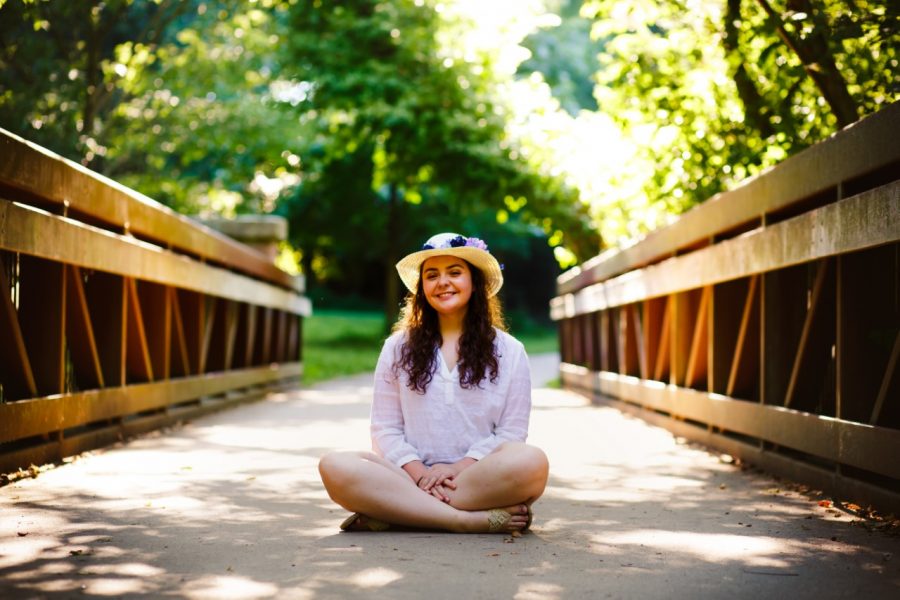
[[413, 464, 454, 502], [416, 459, 477, 503]]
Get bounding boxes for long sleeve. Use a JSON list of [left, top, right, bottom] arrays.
[[464, 340, 532, 460], [370, 336, 421, 467]]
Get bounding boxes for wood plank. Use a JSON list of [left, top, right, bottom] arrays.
[[578, 387, 900, 516], [177, 289, 203, 375], [279, 310, 290, 364], [551, 181, 900, 319], [0, 128, 303, 293], [870, 330, 900, 426], [784, 259, 832, 409], [243, 304, 259, 367], [289, 315, 301, 363], [653, 299, 672, 383], [224, 300, 239, 370], [200, 296, 217, 374], [685, 286, 711, 390], [556, 103, 900, 295], [259, 307, 273, 365], [711, 278, 749, 394], [727, 275, 760, 400], [643, 297, 666, 380], [139, 280, 171, 381], [671, 290, 700, 387], [0, 362, 302, 444], [561, 365, 900, 481], [169, 287, 190, 377], [64, 266, 104, 389], [0, 200, 311, 316], [84, 270, 126, 387], [632, 304, 647, 379], [18, 254, 66, 395], [125, 278, 154, 383], [0, 259, 37, 399]]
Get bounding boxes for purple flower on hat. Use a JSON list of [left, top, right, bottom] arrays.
[[420, 232, 490, 253], [465, 237, 488, 251]]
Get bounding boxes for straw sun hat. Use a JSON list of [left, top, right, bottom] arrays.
[[395, 233, 504, 297]]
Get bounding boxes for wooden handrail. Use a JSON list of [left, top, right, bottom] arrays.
[[0, 128, 303, 293], [558, 101, 900, 295]]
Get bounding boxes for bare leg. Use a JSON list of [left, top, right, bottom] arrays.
[[318, 451, 529, 533], [445, 442, 549, 511]]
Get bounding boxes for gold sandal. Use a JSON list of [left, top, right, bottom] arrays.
[[339, 512, 391, 532], [487, 506, 533, 533]]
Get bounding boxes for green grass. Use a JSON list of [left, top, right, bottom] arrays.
[[302, 309, 388, 385], [301, 309, 560, 385], [512, 329, 559, 355]]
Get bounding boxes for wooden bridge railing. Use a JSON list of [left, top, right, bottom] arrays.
[[0, 128, 311, 473], [552, 102, 900, 511]]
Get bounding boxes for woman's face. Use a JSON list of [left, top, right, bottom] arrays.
[[421, 255, 473, 318]]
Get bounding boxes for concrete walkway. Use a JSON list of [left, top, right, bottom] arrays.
[[2, 354, 898, 599]]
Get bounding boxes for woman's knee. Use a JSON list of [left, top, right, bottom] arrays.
[[318, 451, 359, 488], [497, 442, 549, 481]]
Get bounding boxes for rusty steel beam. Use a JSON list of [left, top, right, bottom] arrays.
[[0, 199, 312, 317], [557, 102, 900, 295], [551, 180, 900, 320], [0, 128, 303, 294]]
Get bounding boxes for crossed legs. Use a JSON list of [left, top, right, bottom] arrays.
[[318, 442, 549, 533]]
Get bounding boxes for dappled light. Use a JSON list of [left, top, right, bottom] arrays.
[[3, 365, 899, 597]]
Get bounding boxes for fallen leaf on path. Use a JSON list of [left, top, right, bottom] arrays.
[[818, 500, 832, 508]]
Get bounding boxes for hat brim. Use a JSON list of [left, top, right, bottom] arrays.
[[395, 247, 503, 297]]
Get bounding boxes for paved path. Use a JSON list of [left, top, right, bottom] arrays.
[[2, 354, 898, 599]]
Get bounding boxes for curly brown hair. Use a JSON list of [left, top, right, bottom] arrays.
[[392, 260, 506, 394]]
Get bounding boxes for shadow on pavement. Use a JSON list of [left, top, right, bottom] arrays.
[[2, 368, 899, 599]]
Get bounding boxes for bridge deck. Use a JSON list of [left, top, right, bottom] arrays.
[[2, 355, 898, 598]]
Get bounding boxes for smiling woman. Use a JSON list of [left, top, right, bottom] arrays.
[[318, 232, 549, 534]]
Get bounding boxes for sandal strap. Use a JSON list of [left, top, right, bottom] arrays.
[[487, 509, 511, 533]]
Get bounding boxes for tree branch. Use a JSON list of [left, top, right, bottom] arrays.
[[723, 0, 775, 138], [755, 0, 858, 127]]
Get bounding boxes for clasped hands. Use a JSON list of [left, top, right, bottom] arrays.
[[406, 458, 476, 503]]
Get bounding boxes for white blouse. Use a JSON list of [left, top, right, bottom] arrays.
[[370, 329, 532, 467]]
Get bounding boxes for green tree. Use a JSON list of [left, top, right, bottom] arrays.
[[581, 0, 898, 233], [283, 0, 599, 323], [0, 0, 307, 214], [518, 0, 603, 115]]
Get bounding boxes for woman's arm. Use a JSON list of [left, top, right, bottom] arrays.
[[464, 340, 532, 460], [370, 337, 421, 469]]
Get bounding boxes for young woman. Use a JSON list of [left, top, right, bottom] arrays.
[[318, 233, 549, 533]]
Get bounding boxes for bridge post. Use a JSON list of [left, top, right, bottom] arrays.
[[196, 215, 288, 264]]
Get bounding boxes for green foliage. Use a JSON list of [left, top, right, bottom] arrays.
[[302, 309, 386, 384], [0, 0, 307, 214], [281, 0, 600, 323], [580, 0, 899, 238], [518, 0, 603, 115]]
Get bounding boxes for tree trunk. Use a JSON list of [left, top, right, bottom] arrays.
[[383, 182, 401, 331], [756, 0, 859, 128], [724, 0, 775, 138]]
